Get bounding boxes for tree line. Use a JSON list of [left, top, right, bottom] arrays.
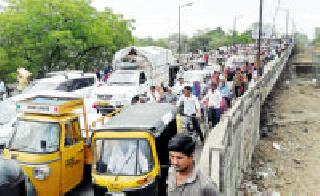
[[0, 0, 134, 82], [136, 27, 254, 53]]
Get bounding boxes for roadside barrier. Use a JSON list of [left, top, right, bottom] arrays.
[[199, 45, 293, 195]]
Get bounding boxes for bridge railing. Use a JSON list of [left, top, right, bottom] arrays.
[[199, 45, 293, 195]]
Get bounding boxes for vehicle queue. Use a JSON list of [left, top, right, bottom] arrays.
[[0, 40, 288, 195]]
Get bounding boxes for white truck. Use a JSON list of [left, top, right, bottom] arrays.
[[93, 46, 174, 113], [113, 46, 174, 86]]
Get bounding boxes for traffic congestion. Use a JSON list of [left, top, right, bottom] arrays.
[[0, 39, 291, 195]]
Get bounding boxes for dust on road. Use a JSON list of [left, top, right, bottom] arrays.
[[244, 75, 320, 195]]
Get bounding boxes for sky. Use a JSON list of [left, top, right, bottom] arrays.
[[91, 0, 320, 39]]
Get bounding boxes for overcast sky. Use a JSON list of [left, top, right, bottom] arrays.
[[92, 0, 320, 39]]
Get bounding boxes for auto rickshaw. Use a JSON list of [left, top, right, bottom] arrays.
[[91, 103, 178, 196], [3, 95, 91, 196]]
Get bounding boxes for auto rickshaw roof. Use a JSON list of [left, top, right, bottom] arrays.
[[16, 95, 83, 115], [95, 103, 177, 136]]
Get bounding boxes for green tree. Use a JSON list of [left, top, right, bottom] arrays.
[[0, 0, 134, 82], [135, 37, 168, 48]]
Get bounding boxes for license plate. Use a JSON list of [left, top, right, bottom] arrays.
[[106, 192, 125, 196]]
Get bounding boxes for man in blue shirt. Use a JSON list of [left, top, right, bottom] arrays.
[[219, 77, 232, 108]]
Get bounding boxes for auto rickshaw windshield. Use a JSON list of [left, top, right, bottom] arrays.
[[9, 120, 60, 153], [94, 139, 154, 176]]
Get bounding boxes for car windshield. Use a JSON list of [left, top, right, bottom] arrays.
[[107, 73, 138, 86], [114, 62, 137, 70], [0, 100, 16, 125], [9, 120, 60, 153], [94, 139, 153, 176]]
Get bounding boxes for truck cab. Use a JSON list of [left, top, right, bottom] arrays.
[[3, 95, 90, 196], [91, 103, 178, 196]]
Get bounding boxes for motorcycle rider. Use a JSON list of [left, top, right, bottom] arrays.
[[176, 86, 204, 142]]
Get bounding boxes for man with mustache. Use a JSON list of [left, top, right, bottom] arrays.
[[167, 133, 219, 196]]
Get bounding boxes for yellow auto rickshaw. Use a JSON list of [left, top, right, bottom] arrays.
[[3, 95, 91, 196], [91, 103, 178, 196]]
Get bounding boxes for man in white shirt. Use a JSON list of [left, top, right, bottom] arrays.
[[0, 81, 5, 100], [203, 84, 222, 127], [173, 77, 185, 96], [176, 86, 204, 142], [147, 86, 160, 103]]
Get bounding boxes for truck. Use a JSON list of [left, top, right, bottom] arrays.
[[93, 46, 174, 114], [113, 46, 174, 86], [3, 95, 94, 196]]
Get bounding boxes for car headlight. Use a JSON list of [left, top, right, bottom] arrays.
[[32, 166, 51, 180]]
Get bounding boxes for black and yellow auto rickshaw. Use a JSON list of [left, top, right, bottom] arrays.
[[91, 103, 178, 196]]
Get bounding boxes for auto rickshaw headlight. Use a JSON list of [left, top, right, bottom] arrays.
[[32, 166, 51, 180], [136, 176, 153, 185]]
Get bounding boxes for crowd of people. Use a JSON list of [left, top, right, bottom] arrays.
[[165, 43, 287, 195], [129, 42, 287, 145]]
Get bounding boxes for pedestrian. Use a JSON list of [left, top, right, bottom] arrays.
[[233, 68, 243, 97], [176, 86, 204, 142], [247, 63, 254, 82], [202, 84, 222, 128], [131, 95, 140, 104], [167, 133, 219, 196], [210, 71, 220, 86], [95, 68, 101, 82], [162, 87, 177, 104], [173, 77, 185, 96], [0, 81, 5, 100], [147, 86, 160, 103], [219, 77, 231, 109], [99, 69, 104, 81], [104, 64, 113, 81]]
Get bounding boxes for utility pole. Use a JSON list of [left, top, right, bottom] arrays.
[[286, 9, 289, 40], [233, 17, 236, 45], [272, 0, 280, 37], [178, 6, 181, 61], [257, 0, 263, 76], [178, 2, 193, 62]]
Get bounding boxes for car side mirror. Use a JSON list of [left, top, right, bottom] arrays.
[[41, 140, 47, 149], [160, 165, 170, 169], [96, 161, 107, 173], [0, 143, 5, 151]]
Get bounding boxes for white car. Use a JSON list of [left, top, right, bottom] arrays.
[[0, 99, 17, 147]]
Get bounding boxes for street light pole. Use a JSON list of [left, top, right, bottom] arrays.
[[272, 0, 281, 37], [179, 5, 181, 60], [257, 0, 263, 76], [233, 15, 243, 46], [178, 2, 193, 62], [233, 16, 237, 46], [286, 9, 289, 40]]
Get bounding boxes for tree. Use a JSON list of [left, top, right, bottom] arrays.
[[0, 0, 134, 82], [135, 37, 168, 48]]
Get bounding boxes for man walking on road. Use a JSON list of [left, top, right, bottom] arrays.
[[167, 133, 219, 196]]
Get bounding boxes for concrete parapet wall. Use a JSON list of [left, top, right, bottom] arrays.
[[199, 45, 293, 195]]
